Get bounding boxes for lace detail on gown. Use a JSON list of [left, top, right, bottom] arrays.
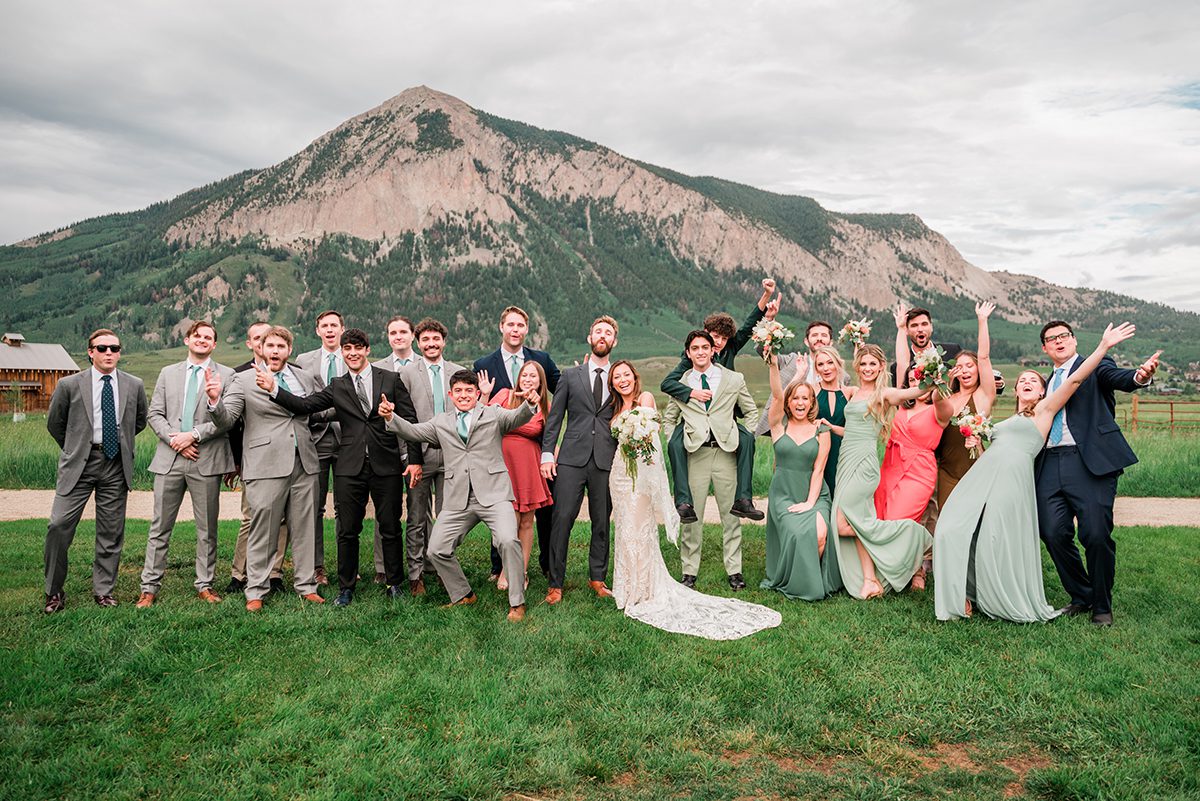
[[610, 408, 781, 640]]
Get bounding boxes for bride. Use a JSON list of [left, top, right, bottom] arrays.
[[607, 360, 781, 640]]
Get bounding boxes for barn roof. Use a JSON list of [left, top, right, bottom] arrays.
[[0, 339, 79, 372]]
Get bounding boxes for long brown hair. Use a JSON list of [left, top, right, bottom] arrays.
[[1015, 369, 1046, 417], [607, 359, 642, 413], [950, 350, 980, 393], [504, 360, 550, 418]]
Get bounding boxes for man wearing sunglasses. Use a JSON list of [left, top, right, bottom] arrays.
[[42, 329, 148, 613]]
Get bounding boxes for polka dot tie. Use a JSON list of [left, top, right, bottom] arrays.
[[100, 374, 119, 459]]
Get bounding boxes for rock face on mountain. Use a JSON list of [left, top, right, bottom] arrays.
[[164, 86, 1039, 323]]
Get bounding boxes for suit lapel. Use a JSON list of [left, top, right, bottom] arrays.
[[118, 370, 137, 422], [81, 368, 95, 424], [711, 366, 735, 408]]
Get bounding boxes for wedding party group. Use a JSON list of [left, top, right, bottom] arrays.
[[39, 276, 1161, 639]]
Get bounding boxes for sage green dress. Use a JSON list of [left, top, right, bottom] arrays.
[[933, 415, 1061, 622], [761, 423, 842, 600], [831, 399, 932, 598]]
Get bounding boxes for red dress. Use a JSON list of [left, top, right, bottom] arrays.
[[874, 403, 943, 522], [489, 389, 553, 513]]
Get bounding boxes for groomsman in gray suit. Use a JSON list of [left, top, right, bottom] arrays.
[[296, 309, 346, 586], [369, 314, 417, 582], [397, 318, 465, 595], [209, 326, 325, 611], [43, 328, 148, 613], [137, 321, 235, 607], [382, 369, 539, 621]]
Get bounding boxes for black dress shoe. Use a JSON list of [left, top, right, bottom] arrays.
[[728, 573, 747, 591], [1058, 603, 1091, 617], [333, 589, 353, 607], [1091, 612, 1113, 627], [386, 585, 404, 600], [93, 594, 118, 608], [269, 578, 286, 594], [680, 574, 697, 589], [225, 577, 246, 594], [729, 499, 765, 521], [676, 504, 699, 524]]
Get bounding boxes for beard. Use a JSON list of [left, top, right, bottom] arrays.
[[590, 340, 611, 358]]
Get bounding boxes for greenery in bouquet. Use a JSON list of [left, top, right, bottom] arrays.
[[611, 407, 660, 483], [950, 408, 995, 459], [912, 346, 953, 397], [751, 319, 795, 362], [838, 318, 872, 348]]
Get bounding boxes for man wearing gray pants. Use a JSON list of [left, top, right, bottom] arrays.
[[137, 321, 235, 607], [43, 328, 148, 613]]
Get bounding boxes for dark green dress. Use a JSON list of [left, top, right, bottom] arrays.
[[761, 423, 842, 600], [816, 388, 849, 494]]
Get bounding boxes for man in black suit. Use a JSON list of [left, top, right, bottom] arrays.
[[264, 328, 423, 605], [474, 305, 562, 579], [1034, 320, 1159, 627], [540, 315, 618, 604]]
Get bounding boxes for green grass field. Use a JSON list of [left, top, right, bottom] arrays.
[[1, 519, 1197, 800]]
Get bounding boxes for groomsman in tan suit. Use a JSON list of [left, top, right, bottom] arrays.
[[208, 326, 325, 611], [43, 328, 148, 612], [662, 330, 760, 592], [397, 318, 464, 595], [137, 321, 235, 607], [369, 314, 417, 582]]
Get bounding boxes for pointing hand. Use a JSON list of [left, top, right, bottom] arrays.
[[378, 393, 395, 421], [253, 364, 276, 393], [204, 367, 222, 402]]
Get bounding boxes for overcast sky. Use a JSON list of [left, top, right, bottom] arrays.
[[4, 0, 1198, 311]]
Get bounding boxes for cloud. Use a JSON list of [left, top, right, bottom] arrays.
[[1, 0, 1198, 310]]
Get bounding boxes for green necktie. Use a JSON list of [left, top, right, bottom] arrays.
[[509, 355, 520, 386], [181, 364, 200, 432], [430, 364, 444, 414], [326, 353, 337, 384], [456, 411, 469, 443], [277, 372, 291, 393], [701, 373, 711, 410]]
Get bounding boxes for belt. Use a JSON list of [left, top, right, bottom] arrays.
[[701, 438, 722, 448], [1045, 445, 1079, 455]]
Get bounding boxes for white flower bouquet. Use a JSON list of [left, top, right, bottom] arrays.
[[913, 346, 953, 398], [950, 409, 995, 459], [611, 407, 660, 483], [751, 319, 796, 363], [838, 318, 872, 348]]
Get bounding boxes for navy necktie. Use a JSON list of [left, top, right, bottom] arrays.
[[100, 375, 119, 459]]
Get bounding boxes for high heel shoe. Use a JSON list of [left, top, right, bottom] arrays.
[[910, 566, 926, 592]]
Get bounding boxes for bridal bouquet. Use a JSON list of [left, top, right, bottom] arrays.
[[951, 409, 994, 459], [913, 346, 953, 398], [838, 318, 872, 348], [611, 407, 660, 483], [751, 319, 795, 362]]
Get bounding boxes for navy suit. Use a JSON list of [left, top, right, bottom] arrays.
[[475, 347, 561, 578], [1034, 355, 1142, 615]]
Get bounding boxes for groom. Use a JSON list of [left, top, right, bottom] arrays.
[[1034, 320, 1159, 627], [662, 330, 759, 591]]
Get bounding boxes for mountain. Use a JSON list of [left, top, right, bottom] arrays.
[[3, 86, 1197, 368]]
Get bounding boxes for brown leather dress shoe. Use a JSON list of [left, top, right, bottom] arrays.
[[136, 592, 156, 609], [43, 593, 65, 614], [545, 588, 563, 605], [245, 599, 263, 612], [589, 580, 614, 598], [442, 592, 478, 608], [410, 578, 426, 596], [374, 572, 386, 584], [507, 604, 526, 622], [300, 593, 325, 604], [314, 567, 330, 587], [197, 588, 222, 604], [93, 594, 118, 608]]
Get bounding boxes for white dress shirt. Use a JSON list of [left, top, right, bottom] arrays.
[[391, 354, 413, 372], [686, 364, 722, 397], [90, 367, 119, 444], [349, 367, 374, 410], [501, 347, 526, 385], [321, 349, 345, 382], [585, 358, 612, 405], [1047, 355, 1080, 447], [424, 357, 448, 400]]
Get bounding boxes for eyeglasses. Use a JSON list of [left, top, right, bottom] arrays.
[[91, 344, 122, 353], [1042, 332, 1074, 345]]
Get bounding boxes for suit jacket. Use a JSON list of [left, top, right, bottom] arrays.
[[147, 360, 236, 476], [398, 357, 465, 474], [372, 354, 415, 373], [46, 367, 148, 494], [473, 346, 561, 401], [387, 402, 534, 510], [271, 366, 423, 476], [662, 366, 759, 453], [660, 305, 765, 402], [540, 361, 617, 470], [296, 348, 342, 448], [210, 367, 320, 481], [1034, 355, 1142, 479]]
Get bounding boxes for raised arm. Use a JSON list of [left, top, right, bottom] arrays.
[[767, 354, 786, 433], [660, 354, 694, 403], [882, 383, 929, 407], [727, 278, 774, 356], [893, 302, 911, 387], [1034, 323, 1137, 432], [496, 394, 536, 435], [271, 382, 337, 416], [973, 301, 997, 415], [381, 401, 440, 445]]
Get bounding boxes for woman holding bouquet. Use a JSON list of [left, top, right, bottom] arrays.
[[812, 346, 854, 494], [482, 362, 553, 590], [832, 344, 933, 600], [934, 322, 1137, 622], [606, 361, 780, 639], [760, 356, 841, 600]]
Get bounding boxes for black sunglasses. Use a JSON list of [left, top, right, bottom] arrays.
[[91, 344, 122, 353]]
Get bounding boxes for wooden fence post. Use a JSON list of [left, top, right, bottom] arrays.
[[1131, 394, 1138, 433]]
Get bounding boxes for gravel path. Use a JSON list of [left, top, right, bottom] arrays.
[[1, 490, 1195, 527]]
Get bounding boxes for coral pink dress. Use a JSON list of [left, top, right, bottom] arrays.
[[489, 389, 553, 513], [874, 403, 943, 522]]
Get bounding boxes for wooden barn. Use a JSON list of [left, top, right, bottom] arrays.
[[0, 333, 79, 414]]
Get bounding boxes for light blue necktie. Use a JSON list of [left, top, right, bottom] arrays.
[[430, 364, 444, 414], [509, 355, 521, 386], [326, 353, 337, 384], [181, 364, 200, 432], [456, 411, 469, 443], [1048, 367, 1065, 446]]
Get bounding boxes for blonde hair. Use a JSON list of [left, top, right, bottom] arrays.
[[811, 345, 844, 384], [853, 343, 894, 440], [590, 315, 618, 337], [782, 380, 819, 423]]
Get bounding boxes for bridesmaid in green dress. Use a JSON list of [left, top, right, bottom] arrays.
[[811, 345, 854, 495], [760, 355, 841, 600], [831, 344, 933, 599], [934, 322, 1138, 622]]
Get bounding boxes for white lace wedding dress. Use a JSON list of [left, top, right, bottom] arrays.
[[610, 410, 782, 640]]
